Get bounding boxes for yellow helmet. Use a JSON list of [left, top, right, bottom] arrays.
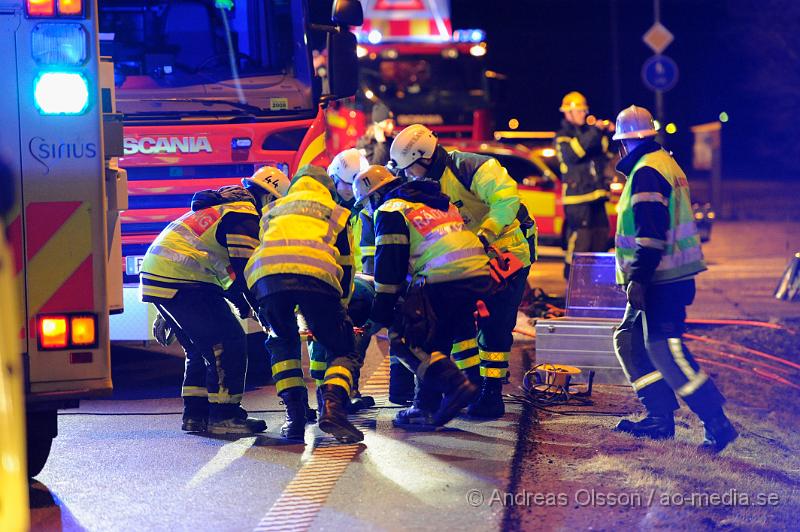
[[352, 165, 399, 211], [242, 165, 290, 200], [559, 91, 589, 112]]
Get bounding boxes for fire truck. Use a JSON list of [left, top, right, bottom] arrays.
[[326, 0, 494, 152], [101, 0, 362, 342], [1, 0, 123, 482]]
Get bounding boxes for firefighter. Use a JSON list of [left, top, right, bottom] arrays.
[[555, 91, 613, 279], [389, 125, 533, 419], [301, 149, 377, 412], [140, 166, 290, 435], [357, 102, 396, 166], [611, 105, 737, 453], [353, 165, 493, 426], [328, 148, 417, 406], [245, 165, 363, 443]]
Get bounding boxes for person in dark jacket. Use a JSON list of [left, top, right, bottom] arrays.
[[611, 105, 737, 453], [356, 102, 396, 166], [554, 91, 613, 279]]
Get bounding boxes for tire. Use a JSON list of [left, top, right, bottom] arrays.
[[26, 409, 58, 478], [27, 435, 53, 478]]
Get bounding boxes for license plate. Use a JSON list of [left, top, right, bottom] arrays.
[[125, 255, 145, 276]]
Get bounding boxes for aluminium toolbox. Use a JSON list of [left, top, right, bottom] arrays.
[[534, 252, 630, 385], [534, 317, 628, 384]]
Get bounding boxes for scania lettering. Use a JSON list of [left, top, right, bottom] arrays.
[[99, 0, 361, 342], [123, 136, 214, 156]]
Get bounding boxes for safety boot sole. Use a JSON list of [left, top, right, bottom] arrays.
[[433, 381, 480, 426], [318, 416, 364, 443]]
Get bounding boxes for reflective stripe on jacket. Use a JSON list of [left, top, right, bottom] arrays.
[[615, 148, 706, 285], [140, 201, 258, 299], [375, 197, 489, 289], [245, 176, 352, 297]]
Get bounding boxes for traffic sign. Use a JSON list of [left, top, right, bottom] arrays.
[[643, 22, 674, 54], [642, 55, 679, 92]]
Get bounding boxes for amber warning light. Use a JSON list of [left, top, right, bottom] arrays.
[[38, 313, 97, 350]]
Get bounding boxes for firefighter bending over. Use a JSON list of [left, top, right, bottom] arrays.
[[140, 167, 290, 435], [612, 105, 737, 453], [389, 125, 533, 419], [353, 165, 493, 426], [245, 165, 363, 443]]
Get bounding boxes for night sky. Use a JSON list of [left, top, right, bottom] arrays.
[[450, 0, 800, 179]]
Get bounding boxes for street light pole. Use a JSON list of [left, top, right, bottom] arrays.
[[653, 0, 664, 130]]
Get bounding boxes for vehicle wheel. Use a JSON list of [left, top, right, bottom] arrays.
[[27, 435, 53, 478], [26, 410, 57, 478]]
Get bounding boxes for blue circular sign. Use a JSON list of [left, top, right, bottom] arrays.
[[642, 55, 679, 92]]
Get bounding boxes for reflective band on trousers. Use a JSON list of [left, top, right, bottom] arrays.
[[631, 370, 663, 391]]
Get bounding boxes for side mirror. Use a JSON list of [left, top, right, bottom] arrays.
[[327, 31, 359, 99], [332, 0, 363, 27]]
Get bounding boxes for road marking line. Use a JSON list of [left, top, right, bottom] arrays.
[[254, 355, 391, 532], [186, 436, 257, 488]]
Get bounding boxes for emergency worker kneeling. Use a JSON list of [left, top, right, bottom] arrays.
[[353, 165, 493, 427]]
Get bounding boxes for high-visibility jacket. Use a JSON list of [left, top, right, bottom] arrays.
[[555, 119, 611, 207], [352, 208, 376, 274], [615, 144, 706, 285], [140, 192, 259, 301], [245, 176, 353, 299], [440, 151, 531, 267]]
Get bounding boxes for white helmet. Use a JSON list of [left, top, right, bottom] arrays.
[[328, 148, 368, 185], [242, 166, 290, 200], [389, 124, 437, 170], [352, 165, 399, 212], [612, 105, 658, 140]]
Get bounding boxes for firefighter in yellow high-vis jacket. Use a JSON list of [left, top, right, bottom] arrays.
[[245, 165, 363, 444]]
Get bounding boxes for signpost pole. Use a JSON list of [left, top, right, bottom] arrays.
[[653, 0, 663, 127]]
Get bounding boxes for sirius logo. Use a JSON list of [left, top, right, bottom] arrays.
[[123, 136, 213, 155], [28, 136, 98, 174]]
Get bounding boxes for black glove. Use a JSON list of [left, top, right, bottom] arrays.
[[152, 314, 176, 347], [225, 289, 253, 320], [626, 281, 647, 311]]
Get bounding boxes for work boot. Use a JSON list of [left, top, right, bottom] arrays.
[[181, 417, 207, 433], [466, 377, 505, 419], [389, 358, 415, 405], [348, 389, 376, 413], [427, 356, 479, 426], [393, 405, 436, 427], [235, 406, 268, 433], [182, 396, 209, 432], [699, 413, 738, 453], [317, 384, 364, 443], [208, 404, 266, 435], [278, 388, 308, 439], [614, 413, 675, 440]]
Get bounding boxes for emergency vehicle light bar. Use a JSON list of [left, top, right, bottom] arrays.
[[26, 0, 84, 18], [38, 313, 98, 350]]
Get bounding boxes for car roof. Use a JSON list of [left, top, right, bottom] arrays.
[[441, 139, 557, 178]]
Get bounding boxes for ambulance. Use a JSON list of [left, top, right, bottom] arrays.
[[1, 0, 123, 490]]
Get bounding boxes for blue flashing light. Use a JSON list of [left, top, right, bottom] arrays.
[[453, 29, 486, 43], [33, 72, 90, 115]]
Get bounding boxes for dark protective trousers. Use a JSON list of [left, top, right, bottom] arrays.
[[154, 288, 247, 420], [257, 289, 359, 398], [308, 277, 378, 391], [390, 275, 494, 397], [564, 202, 609, 279], [613, 278, 726, 420], [453, 266, 532, 381]]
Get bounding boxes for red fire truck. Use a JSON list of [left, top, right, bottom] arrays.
[[102, 0, 361, 341], [326, 0, 495, 152]]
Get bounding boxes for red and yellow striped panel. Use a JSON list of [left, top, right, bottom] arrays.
[[19, 201, 95, 338]]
